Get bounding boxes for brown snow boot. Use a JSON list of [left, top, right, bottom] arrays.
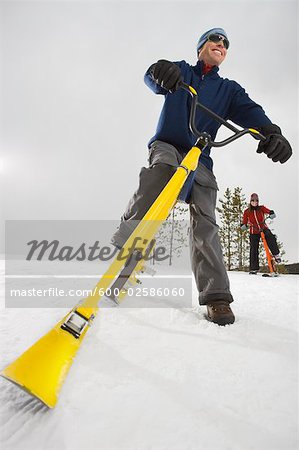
[[206, 300, 235, 326]]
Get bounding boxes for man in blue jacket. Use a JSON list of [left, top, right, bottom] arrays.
[[112, 28, 292, 325]]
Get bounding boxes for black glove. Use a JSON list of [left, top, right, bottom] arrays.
[[151, 60, 182, 93], [257, 124, 292, 164]]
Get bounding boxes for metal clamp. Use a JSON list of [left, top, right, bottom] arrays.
[[61, 310, 93, 339], [179, 164, 189, 174]]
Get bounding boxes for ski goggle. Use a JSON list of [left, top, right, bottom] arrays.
[[207, 34, 230, 49]]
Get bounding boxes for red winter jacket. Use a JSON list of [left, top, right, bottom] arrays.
[[242, 206, 271, 234]]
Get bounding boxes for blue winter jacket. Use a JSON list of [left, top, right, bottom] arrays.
[[144, 60, 272, 171]]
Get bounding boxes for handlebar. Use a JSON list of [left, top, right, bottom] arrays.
[[247, 215, 274, 232], [180, 82, 266, 147]]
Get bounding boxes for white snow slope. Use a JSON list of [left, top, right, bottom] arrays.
[[0, 262, 298, 450]]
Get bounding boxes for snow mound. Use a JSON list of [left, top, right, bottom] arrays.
[[0, 263, 298, 450]]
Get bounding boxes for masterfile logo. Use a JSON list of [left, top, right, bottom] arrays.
[[25, 237, 169, 263], [5, 220, 192, 308]]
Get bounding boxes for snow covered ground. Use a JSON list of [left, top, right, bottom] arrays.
[[0, 260, 298, 450]]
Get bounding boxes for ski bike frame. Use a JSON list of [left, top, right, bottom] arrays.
[[1, 82, 266, 408], [260, 230, 277, 275], [260, 217, 279, 276], [248, 215, 279, 276]]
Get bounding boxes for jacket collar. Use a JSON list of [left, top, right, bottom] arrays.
[[194, 60, 219, 78]]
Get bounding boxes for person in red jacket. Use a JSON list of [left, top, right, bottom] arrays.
[[241, 193, 281, 274]]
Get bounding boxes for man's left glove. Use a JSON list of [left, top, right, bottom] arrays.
[[257, 124, 292, 164]]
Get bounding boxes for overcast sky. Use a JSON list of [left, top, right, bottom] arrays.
[[0, 0, 298, 262]]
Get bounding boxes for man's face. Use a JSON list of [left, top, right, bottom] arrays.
[[198, 39, 227, 66]]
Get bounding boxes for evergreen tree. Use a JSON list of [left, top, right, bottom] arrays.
[[216, 188, 236, 270], [155, 202, 189, 266], [217, 187, 249, 270], [231, 187, 250, 270]]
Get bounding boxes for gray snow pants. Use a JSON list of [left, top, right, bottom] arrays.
[[111, 141, 233, 305]]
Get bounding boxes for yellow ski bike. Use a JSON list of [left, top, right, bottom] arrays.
[[260, 216, 280, 277], [1, 83, 265, 408]]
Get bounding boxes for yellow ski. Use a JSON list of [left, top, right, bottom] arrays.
[[1, 144, 202, 408]]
